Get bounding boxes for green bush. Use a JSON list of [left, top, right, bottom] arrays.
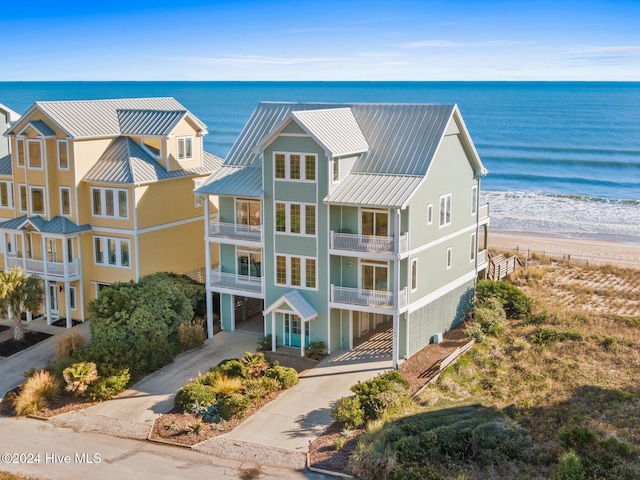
[[331, 396, 365, 429], [351, 371, 410, 421], [472, 297, 506, 337], [256, 334, 273, 352], [177, 319, 206, 351], [213, 359, 247, 379], [63, 362, 98, 396], [240, 352, 269, 378], [84, 367, 130, 401], [174, 382, 217, 413], [265, 365, 299, 389], [218, 393, 251, 420], [531, 328, 582, 346], [305, 341, 327, 360], [555, 450, 585, 480], [476, 279, 531, 319]]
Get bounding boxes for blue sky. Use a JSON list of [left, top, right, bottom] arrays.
[[2, 0, 639, 81]]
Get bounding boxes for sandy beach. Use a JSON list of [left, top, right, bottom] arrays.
[[489, 231, 640, 269]]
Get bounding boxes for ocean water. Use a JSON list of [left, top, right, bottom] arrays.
[[1, 81, 639, 242]]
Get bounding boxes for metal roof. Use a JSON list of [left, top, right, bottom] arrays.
[[84, 137, 223, 185], [195, 165, 262, 197], [324, 173, 424, 208], [7, 98, 207, 139], [0, 103, 20, 123], [25, 120, 56, 137], [263, 290, 318, 322], [0, 154, 12, 176], [0, 215, 91, 234], [117, 109, 187, 136]]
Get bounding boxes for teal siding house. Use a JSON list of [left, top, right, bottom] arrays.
[[197, 102, 489, 368]]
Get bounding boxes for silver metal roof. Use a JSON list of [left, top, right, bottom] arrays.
[[26, 120, 56, 137], [0, 103, 20, 123], [117, 109, 187, 136], [263, 290, 318, 322], [84, 137, 222, 185], [0, 215, 91, 234], [324, 173, 424, 208], [0, 154, 12, 176], [195, 165, 262, 197], [7, 98, 207, 139]]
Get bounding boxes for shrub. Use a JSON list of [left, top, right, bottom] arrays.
[[531, 328, 582, 346], [177, 319, 206, 350], [218, 393, 251, 420], [256, 334, 273, 352], [258, 377, 280, 394], [174, 382, 217, 413], [333, 437, 346, 450], [213, 359, 247, 379], [265, 365, 299, 389], [243, 378, 267, 400], [84, 367, 130, 401], [476, 279, 531, 319], [187, 419, 205, 435], [331, 396, 365, 429], [305, 341, 327, 360], [56, 331, 86, 361], [63, 362, 98, 396], [351, 371, 410, 421], [210, 375, 244, 397], [200, 403, 222, 423], [13, 370, 62, 416], [555, 450, 586, 480], [240, 352, 269, 378]]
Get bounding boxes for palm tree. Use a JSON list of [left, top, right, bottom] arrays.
[[0, 267, 44, 342]]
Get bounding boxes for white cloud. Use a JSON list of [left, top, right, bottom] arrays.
[[397, 39, 530, 49]]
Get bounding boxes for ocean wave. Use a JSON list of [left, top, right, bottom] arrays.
[[486, 173, 640, 189], [483, 156, 640, 169], [476, 143, 640, 157]]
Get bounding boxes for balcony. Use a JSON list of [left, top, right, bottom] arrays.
[[208, 220, 262, 243], [479, 203, 489, 224], [209, 267, 264, 295], [6, 255, 80, 278], [331, 285, 407, 310], [330, 231, 409, 255]]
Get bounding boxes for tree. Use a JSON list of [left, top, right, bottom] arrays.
[[0, 267, 44, 342]]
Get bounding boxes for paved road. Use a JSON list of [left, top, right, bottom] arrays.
[[0, 415, 323, 480]]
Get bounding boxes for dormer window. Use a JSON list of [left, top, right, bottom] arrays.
[[177, 137, 193, 161]]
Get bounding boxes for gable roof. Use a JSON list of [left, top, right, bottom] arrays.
[[7, 98, 207, 139], [0, 103, 20, 123], [0, 215, 91, 234], [198, 102, 486, 203], [84, 137, 223, 185], [21, 120, 56, 137], [263, 291, 318, 322]]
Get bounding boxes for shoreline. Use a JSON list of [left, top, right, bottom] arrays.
[[489, 230, 640, 269]]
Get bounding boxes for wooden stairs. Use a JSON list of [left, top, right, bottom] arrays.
[[488, 254, 523, 281]]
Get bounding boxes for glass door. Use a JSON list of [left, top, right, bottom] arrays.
[[361, 209, 389, 237], [237, 248, 261, 282], [362, 260, 388, 291], [235, 199, 261, 233], [284, 313, 309, 347]]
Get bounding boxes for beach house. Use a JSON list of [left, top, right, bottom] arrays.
[[0, 103, 21, 158], [197, 102, 489, 368], [1, 98, 222, 326]]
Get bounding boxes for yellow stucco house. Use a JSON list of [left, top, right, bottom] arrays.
[[0, 98, 221, 326]]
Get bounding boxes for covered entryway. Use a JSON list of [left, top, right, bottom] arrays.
[[263, 291, 317, 357]]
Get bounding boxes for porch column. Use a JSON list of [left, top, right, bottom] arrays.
[[79, 279, 85, 322], [205, 220, 213, 339], [392, 208, 401, 369], [271, 313, 276, 352], [62, 236, 69, 278], [300, 321, 305, 357], [64, 281, 72, 328], [76, 237, 85, 322], [206, 290, 214, 339], [348, 310, 353, 350], [21, 233, 27, 271], [41, 236, 48, 277], [44, 279, 52, 325]]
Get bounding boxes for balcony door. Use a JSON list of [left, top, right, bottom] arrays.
[[361, 260, 388, 292], [235, 199, 260, 233], [47, 238, 57, 263], [361, 209, 388, 237], [237, 248, 261, 282]]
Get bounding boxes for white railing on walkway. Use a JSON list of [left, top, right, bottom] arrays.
[[331, 285, 407, 309], [209, 267, 263, 294], [6, 256, 79, 277], [330, 231, 409, 254], [209, 220, 262, 242]]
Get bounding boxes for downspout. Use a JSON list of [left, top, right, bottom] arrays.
[[392, 208, 401, 370]]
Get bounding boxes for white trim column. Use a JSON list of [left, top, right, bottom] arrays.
[[271, 313, 276, 352], [64, 281, 72, 328], [204, 198, 213, 338], [206, 290, 214, 339], [392, 208, 401, 369], [44, 279, 52, 325], [348, 310, 353, 350]]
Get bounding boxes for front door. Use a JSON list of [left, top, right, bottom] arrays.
[[49, 283, 59, 318], [284, 313, 308, 348]]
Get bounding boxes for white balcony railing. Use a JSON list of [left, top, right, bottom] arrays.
[[479, 203, 489, 222], [477, 249, 487, 266], [6, 256, 79, 278], [331, 285, 407, 310], [330, 231, 409, 255], [209, 267, 264, 294], [209, 220, 262, 242]]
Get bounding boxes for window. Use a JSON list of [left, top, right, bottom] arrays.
[[58, 140, 69, 169], [69, 286, 77, 310], [91, 187, 128, 219], [446, 247, 452, 269], [177, 137, 193, 161], [0, 182, 12, 208], [439, 194, 452, 227], [194, 179, 204, 208], [27, 140, 43, 169], [471, 186, 478, 216], [30, 187, 45, 215], [94, 236, 130, 268], [411, 258, 418, 291], [274, 201, 316, 236], [332, 160, 339, 182], [275, 254, 317, 289], [470, 232, 476, 262], [427, 203, 433, 225], [273, 152, 316, 181], [17, 139, 25, 166], [60, 187, 71, 216], [19, 185, 27, 212], [236, 199, 261, 230], [142, 138, 161, 159]]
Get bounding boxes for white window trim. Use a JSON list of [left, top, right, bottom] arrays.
[[274, 254, 317, 290], [94, 282, 111, 298], [16, 137, 25, 167], [69, 286, 77, 310], [93, 236, 131, 269], [18, 184, 27, 212], [29, 186, 46, 216], [439, 193, 452, 228], [360, 207, 390, 237], [91, 187, 129, 220], [177, 136, 193, 161], [446, 247, 453, 270], [427, 203, 433, 226], [0, 181, 13, 208], [470, 232, 476, 262], [59, 186, 72, 217], [194, 179, 204, 208], [274, 201, 316, 236], [57, 139, 70, 170], [273, 152, 317, 182], [27, 139, 44, 170], [411, 258, 418, 292], [331, 159, 340, 184], [359, 258, 390, 291], [471, 185, 478, 217]]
